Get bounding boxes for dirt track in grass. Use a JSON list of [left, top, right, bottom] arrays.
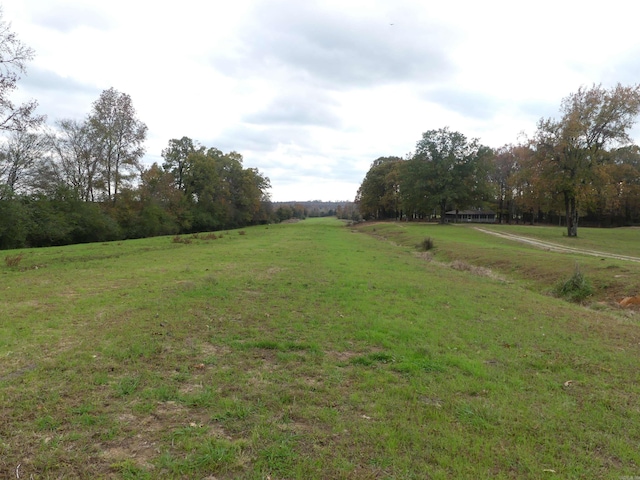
[[474, 227, 640, 263]]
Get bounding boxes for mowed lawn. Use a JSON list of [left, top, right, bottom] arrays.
[[1, 218, 639, 479]]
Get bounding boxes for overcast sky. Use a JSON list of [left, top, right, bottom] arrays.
[[4, 0, 640, 201]]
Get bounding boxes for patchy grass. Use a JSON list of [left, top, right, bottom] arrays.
[[1, 219, 640, 478]]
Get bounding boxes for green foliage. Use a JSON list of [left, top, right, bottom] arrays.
[[67, 200, 121, 243], [402, 128, 493, 222], [182, 147, 270, 232], [0, 121, 270, 249], [0, 198, 29, 249], [161, 136, 204, 191], [355, 156, 402, 219], [0, 195, 123, 248], [23, 195, 74, 247], [0, 141, 271, 249], [553, 265, 593, 302]]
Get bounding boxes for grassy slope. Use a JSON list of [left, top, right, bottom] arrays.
[[0, 219, 639, 479], [360, 222, 640, 304]]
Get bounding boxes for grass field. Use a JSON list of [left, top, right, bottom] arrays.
[[1, 218, 640, 479]]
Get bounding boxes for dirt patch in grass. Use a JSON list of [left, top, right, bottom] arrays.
[[326, 350, 361, 362], [0, 362, 37, 382], [101, 443, 156, 470], [449, 260, 506, 281], [200, 343, 232, 357], [179, 383, 204, 395], [102, 406, 185, 469], [415, 251, 507, 282], [102, 400, 224, 471]]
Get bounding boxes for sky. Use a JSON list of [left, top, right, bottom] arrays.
[[3, 0, 640, 201]]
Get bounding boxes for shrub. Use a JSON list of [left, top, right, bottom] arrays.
[[238, 230, 246, 236], [417, 237, 434, 251], [553, 265, 593, 302], [5, 253, 23, 268]]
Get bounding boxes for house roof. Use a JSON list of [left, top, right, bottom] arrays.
[[445, 209, 495, 215]]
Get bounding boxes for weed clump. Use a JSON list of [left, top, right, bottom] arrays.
[[553, 265, 593, 302], [238, 230, 246, 236], [172, 236, 192, 244], [417, 237, 434, 252], [5, 253, 23, 268]]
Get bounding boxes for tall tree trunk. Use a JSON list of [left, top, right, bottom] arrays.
[[439, 199, 447, 224], [565, 192, 578, 237]]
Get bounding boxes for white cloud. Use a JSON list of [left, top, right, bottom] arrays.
[[3, 0, 640, 201]]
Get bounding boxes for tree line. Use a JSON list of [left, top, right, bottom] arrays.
[[0, 12, 273, 250], [0, 90, 273, 249], [271, 201, 357, 221], [356, 84, 640, 237]]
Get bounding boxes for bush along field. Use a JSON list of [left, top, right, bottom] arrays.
[[1, 218, 640, 478]]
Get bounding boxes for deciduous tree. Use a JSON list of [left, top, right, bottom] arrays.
[[402, 128, 491, 223], [0, 8, 44, 132], [48, 119, 99, 201], [161, 136, 203, 191], [355, 156, 402, 220], [88, 88, 147, 204], [491, 145, 520, 223], [535, 83, 640, 236], [0, 128, 47, 194]]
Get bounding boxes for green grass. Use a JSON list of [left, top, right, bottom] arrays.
[[482, 223, 640, 256], [1, 218, 640, 478], [360, 221, 640, 303]]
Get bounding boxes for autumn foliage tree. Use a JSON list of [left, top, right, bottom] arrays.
[[534, 84, 640, 236], [0, 12, 275, 249], [490, 144, 523, 223]]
